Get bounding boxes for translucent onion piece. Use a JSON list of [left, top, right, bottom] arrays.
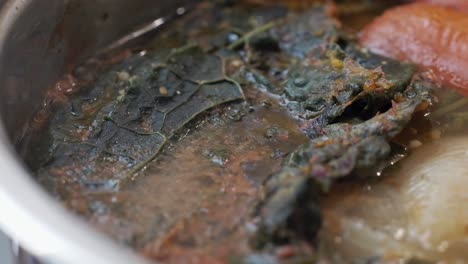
[[320, 136, 468, 263]]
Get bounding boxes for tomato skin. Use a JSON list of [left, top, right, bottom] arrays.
[[360, 3, 468, 95], [414, 0, 468, 12]]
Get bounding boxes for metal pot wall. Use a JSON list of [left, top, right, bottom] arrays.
[[0, 1, 193, 263]]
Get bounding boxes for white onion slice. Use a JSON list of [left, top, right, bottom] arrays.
[[320, 136, 468, 263]]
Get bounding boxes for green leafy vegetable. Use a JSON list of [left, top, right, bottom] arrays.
[[39, 44, 244, 191]]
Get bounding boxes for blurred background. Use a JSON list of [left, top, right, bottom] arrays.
[[0, 231, 14, 264]]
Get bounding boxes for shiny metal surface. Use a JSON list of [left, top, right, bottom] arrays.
[[0, 0, 193, 263], [0, 231, 14, 264]]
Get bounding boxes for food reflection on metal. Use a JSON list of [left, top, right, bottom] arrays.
[[99, 6, 191, 54]]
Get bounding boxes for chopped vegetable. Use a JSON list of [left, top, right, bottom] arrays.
[[360, 3, 468, 96]]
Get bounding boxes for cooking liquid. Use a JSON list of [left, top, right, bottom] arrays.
[[22, 1, 468, 263]]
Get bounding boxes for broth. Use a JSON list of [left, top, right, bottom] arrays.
[[21, 1, 468, 263]]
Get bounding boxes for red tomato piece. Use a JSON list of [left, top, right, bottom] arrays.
[[360, 3, 468, 95], [414, 0, 468, 13]]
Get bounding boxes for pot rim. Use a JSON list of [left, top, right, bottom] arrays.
[[0, 1, 151, 263]]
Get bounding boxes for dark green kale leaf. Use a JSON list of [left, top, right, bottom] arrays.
[[232, 7, 416, 140], [184, 4, 434, 248], [255, 75, 433, 245], [38, 45, 244, 192], [166, 45, 226, 83], [269, 8, 338, 59], [287, 46, 416, 138]]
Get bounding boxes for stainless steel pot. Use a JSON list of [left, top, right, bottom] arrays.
[[0, 1, 193, 263]]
